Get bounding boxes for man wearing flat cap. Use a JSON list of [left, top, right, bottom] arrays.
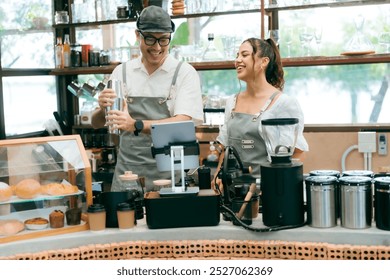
[[92, 6, 203, 191]]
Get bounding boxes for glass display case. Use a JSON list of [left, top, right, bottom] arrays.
[[0, 135, 92, 244]]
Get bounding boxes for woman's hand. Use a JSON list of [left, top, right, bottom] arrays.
[[211, 172, 223, 195]]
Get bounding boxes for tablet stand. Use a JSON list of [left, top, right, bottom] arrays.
[[152, 141, 200, 196], [170, 145, 186, 192]]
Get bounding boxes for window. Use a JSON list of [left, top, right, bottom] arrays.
[[0, 0, 57, 137], [2, 76, 57, 136], [199, 5, 390, 125], [278, 5, 390, 124]]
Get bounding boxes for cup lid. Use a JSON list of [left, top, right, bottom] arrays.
[[305, 175, 338, 185], [153, 179, 171, 186], [117, 202, 135, 211], [119, 170, 138, 181], [309, 170, 340, 177], [87, 204, 105, 213]]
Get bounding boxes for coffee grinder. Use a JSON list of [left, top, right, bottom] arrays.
[[260, 118, 305, 227]]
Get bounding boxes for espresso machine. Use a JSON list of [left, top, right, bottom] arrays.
[[260, 118, 305, 227]]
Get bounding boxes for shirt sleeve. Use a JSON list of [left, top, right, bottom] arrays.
[[172, 62, 204, 126]]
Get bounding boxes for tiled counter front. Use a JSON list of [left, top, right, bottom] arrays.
[[1, 217, 390, 260]]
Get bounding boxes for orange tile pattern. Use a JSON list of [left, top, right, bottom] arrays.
[[2, 240, 390, 260]]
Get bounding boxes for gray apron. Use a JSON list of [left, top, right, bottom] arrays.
[[111, 61, 183, 191], [227, 92, 279, 177]]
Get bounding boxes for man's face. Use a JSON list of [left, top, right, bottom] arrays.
[[136, 31, 171, 66]]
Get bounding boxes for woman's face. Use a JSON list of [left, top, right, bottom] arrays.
[[136, 31, 171, 67], [235, 41, 258, 81]]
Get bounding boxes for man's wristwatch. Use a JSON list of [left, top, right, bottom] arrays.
[[134, 119, 144, 136]]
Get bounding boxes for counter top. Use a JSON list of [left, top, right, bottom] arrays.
[[1, 214, 390, 258]]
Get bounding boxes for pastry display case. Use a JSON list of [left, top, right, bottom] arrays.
[[0, 135, 92, 244]]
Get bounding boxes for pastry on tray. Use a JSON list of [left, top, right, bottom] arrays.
[[49, 210, 65, 228], [41, 183, 79, 196], [14, 178, 41, 199], [24, 217, 49, 230], [0, 219, 25, 236], [0, 182, 13, 202]]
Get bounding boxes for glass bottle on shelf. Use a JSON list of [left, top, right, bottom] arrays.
[[55, 37, 64, 69], [207, 142, 220, 162], [202, 33, 224, 61], [63, 34, 71, 68], [344, 14, 374, 53]]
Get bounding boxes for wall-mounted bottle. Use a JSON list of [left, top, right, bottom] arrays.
[[55, 37, 64, 69]]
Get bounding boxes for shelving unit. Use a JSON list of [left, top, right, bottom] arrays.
[[49, 53, 390, 76], [49, 0, 389, 131]]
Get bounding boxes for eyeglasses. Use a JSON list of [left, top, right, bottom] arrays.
[[138, 31, 171, 47]]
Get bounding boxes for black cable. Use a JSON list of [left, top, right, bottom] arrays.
[[216, 145, 306, 232], [220, 204, 307, 232]]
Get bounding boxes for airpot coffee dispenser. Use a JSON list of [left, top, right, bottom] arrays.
[[260, 118, 305, 227]]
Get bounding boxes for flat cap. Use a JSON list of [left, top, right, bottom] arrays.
[[136, 6, 175, 33]]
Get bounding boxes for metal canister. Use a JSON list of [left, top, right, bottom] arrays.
[[374, 176, 390, 230], [309, 169, 341, 219], [339, 176, 372, 229], [305, 175, 338, 228]]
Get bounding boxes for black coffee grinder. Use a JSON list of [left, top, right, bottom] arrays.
[[260, 118, 305, 227]]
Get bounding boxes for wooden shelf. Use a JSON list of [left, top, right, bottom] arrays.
[[265, 0, 389, 12], [49, 65, 116, 75], [53, 9, 261, 29], [282, 53, 390, 67], [48, 54, 390, 75]]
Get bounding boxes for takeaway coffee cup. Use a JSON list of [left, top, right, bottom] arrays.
[[87, 204, 106, 231], [117, 202, 135, 230]]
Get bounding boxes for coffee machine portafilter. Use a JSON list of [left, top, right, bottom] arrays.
[[216, 146, 258, 225]]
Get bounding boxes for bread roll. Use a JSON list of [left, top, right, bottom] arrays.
[[14, 179, 41, 199], [0, 182, 12, 202], [0, 219, 25, 236], [42, 183, 78, 196]]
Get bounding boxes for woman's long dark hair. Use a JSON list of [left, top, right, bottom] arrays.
[[243, 37, 285, 91]]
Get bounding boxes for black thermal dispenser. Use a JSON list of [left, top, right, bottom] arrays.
[[260, 118, 305, 227]]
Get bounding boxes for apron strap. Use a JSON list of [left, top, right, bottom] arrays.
[[171, 60, 183, 87], [253, 91, 280, 120], [121, 62, 129, 97], [122, 62, 126, 84], [159, 60, 184, 104]]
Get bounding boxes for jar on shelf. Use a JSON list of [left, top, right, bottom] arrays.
[[55, 11, 69, 24], [70, 44, 82, 67]]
